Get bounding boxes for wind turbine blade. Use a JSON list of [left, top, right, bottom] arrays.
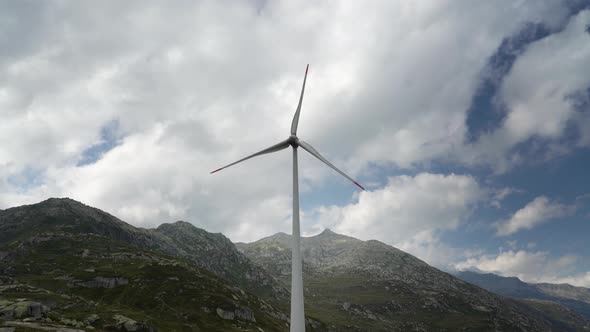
[[210, 139, 290, 174], [298, 140, 365, 190], [290, 64, 309, 135]]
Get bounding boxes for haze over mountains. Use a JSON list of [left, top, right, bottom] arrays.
[[455, 271, 590, 321], [1, 198, 589, 331]]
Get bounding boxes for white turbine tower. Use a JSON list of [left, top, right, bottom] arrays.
[[211, 65, 364, 332]]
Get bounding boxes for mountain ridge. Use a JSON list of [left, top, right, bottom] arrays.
[[0, 197, 287, 300], [456, 270, 590, 320], [238, 229, 590, 331], [0, 198, 291, 331], [1, 198, 589, 331]]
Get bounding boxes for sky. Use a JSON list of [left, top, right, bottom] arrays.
[[1, 1, 590, 287]]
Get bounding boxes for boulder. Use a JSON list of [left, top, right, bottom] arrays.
[[28, 302, 48, 318], [114, 314, 139, 331], [216, 307, 235, 320], [112, 314, 153, 331], [235, 306, 256, 322], [216, 306, 256, 322], [86, 313, 100, 324], [342, 302, 351, 311], [61, 318, 85, 328], [1, 300, 49, 319]]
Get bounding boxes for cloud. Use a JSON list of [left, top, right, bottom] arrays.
[[496, 196, 575, 236], [454, 249, 583, 284], [310, 173, 484, 267], [0, 1, 586, 246], [0, 1, 572, 174], [466, 9, 590, 171], [549, 272, 590, 288]]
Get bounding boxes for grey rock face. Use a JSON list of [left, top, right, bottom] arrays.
[[154, 221, 286, 297], [238, 229, 578, 331], [239, 228, 435, 284]]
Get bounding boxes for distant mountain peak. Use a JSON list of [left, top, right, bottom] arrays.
[[40, 197, 85, 206], [158, 220, 195, 229], [253, 232, 291, 244], [309, 229, 358, 243], [174, 220, 190, 225]]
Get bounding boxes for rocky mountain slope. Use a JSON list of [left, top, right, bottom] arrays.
[[1, 198, 589, 331], [456, 271, 590, 320], [238, 229, 590, 331], [0, 198, 291, 331], [0, 198, 286, 300], [154, 221, 286, 299]]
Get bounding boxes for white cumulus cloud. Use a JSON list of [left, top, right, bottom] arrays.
[[310, 173, 484, 267], [467, 9, 590, 171], [496, 196, 575, 236], [455, 250, 572, 277], [0, 1, 586, 248], [454, 249, 590, 287]]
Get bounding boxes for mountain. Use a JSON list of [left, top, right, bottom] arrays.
[[0, 198, 285, 299], [456, 271, 590, 320], [238, 229, 590, 331], [535, 283, 590, 304], [1, 198, 590, 331], [0, 198, 290, 331], [154, 221, 287, 299], [455, 271, 550, 300]]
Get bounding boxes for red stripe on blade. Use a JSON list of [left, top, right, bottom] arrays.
[[354, 181, 365, 190], [210, 168, 223, 174], [305, 64, 309, 74]]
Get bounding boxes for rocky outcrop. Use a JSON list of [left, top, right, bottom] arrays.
[[154, 221, 287, 298], [215, 306, 256, 322], [216, 307, 235, 320], [234, 306, 256, 322], [109, 314, 154, 332], [0, 299, 49, 319]]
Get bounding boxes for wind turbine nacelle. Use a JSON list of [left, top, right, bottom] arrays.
[[287, 135, 299, 147]]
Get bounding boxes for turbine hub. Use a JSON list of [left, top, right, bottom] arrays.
[[287, 135, 299, 147]]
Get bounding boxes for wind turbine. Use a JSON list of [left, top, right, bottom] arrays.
[[211, 65, 364, 332]]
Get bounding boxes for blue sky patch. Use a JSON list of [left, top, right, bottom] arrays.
[[465, 22, 551, 142], [77, 119, 122, 167], [7, 167, 45, 192]]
